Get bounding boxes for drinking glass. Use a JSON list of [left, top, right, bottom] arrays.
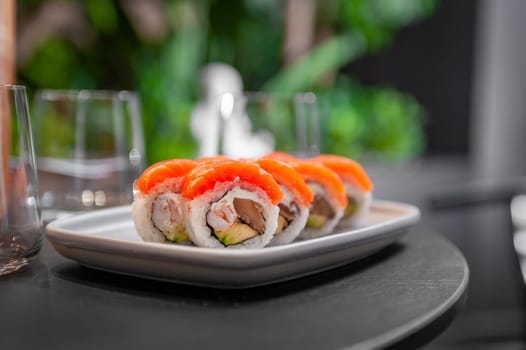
[[0, 84, 43, 275], [212, 92, 320, 159], [31, 90, 145, 221]]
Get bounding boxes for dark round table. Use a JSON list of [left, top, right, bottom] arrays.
[[1, 225, 468, 350]]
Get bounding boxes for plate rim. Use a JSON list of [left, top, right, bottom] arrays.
[[46, 200, 419, 257], [45, 199, 420, 285]]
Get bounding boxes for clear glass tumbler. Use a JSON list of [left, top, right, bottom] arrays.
[[211, 92, 320, 159], [31, 90, 145, 221], [0, 84, 43, 275]]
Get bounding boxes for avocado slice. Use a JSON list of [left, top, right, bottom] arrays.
[[274, 215, 287, 235], [215, 222, 258, 246], [306, 214, 327, 228], [344, 198, 358, 218], [163, 223, 189, 243]]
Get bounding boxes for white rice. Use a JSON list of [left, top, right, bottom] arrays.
[[337, 184, 372, 229], [132, 192, 166, 243]]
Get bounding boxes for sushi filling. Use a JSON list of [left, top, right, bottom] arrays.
[[207, 195, 266, 246], [151, 193, 189, 243], [276, 202, 299, 235], [307, 193, 335, 228], [343, 197, 358, 218]]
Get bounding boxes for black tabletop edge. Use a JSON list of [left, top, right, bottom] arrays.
[[340, 234, 470, 350]]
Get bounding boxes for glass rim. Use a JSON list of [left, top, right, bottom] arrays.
[[0, 84, 27, 91], [34, 89, 138, 101], [227, 91, 317, 104]]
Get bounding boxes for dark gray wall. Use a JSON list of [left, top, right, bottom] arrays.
[[345, 0, 477, 156]]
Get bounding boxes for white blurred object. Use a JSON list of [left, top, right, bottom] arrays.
[[191, 63, 239, 157], [511, 194, 526, 229], [220, 93, 275, 158], [190, 63, 274, 158], [471, 0, 526, 179], [510, 194, 526, 283]]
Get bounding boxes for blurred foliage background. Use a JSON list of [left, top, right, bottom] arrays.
[[16, 0, 438, 164]]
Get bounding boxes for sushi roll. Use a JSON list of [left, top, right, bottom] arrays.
[[310, 154, 374, 228], [253, 158, 313, 246], [181, 159, 282, 249], [265, 152, 348, 239], [132, 158, 197, 244]]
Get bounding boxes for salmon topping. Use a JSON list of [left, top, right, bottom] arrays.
[[310, 154, 374, 192], [135, 158, 197, 194], [182, 159, 282, 205], [254, 158, 313, 207]]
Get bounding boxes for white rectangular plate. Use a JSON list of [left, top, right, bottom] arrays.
[[45, 200, 420, 289]]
